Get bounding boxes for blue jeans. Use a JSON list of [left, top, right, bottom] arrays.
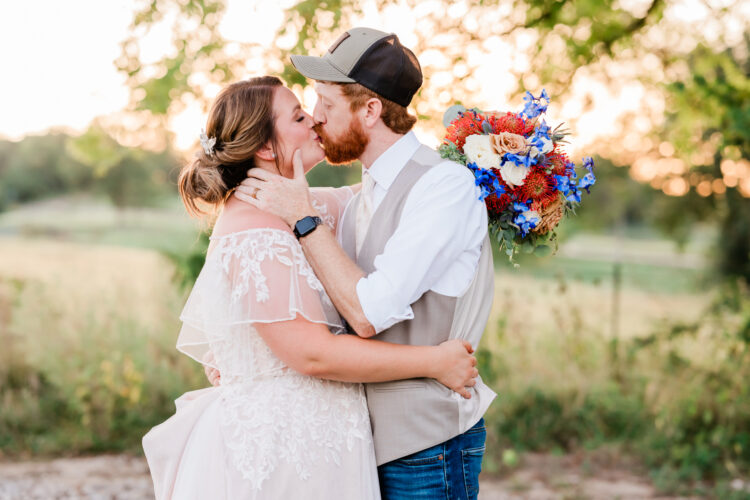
[[377, 418, 486, 500]]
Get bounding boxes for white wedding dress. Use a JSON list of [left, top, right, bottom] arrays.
[[143, 187, 380, 499]]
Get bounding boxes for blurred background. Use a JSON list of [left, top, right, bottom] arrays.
[[1, 0, 749, 498]]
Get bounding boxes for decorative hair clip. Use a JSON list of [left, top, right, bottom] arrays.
[[200, 129, 217, 156]]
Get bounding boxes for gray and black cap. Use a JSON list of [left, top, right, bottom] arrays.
[[290, 27, 423, 107]]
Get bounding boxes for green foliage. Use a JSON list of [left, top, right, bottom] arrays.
[[0, 260, 205, 455], [117, 0, 231, 116], [523, 0, 665, 63], [0, 129, 179, 211], [306, 160, 361, 188], [0, 134, 92, 210], [479, 279, 750, 494], [659, 42, 750, 280], [164, 230, 210, 290]]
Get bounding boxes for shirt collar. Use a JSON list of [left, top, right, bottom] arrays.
[[363, 131, 421, 191]]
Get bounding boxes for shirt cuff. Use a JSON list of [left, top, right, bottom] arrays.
[[356, 275, 414, 334]]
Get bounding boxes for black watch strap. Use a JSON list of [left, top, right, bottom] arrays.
[[293, 216, 323, 239]]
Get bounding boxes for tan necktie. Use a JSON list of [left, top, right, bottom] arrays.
[[355, 170, 375, 257]]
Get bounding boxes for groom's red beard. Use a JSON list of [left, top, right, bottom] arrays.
[[313, 118, 369, 165]]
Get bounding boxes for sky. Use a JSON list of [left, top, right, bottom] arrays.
[[0, 1, 133, 140], [1, 0, 745, 158], [0, 0, 286, 145]]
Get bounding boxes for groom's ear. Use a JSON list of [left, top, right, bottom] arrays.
[[362, 97, 383, 128]]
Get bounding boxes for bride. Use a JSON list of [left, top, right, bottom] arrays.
[[142, 76, 479, 500]]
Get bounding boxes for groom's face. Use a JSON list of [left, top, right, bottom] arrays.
[[312, 82, 369, 165]]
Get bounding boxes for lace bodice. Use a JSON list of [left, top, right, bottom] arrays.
[[173, 185, 370, 490]]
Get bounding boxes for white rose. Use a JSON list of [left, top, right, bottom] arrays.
[[463, 135, 501, 170], [529, 137, 553, 158], [541, 137, 554, 154], [499, 160, 530, 187]]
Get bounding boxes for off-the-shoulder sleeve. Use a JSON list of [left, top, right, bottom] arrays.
[[176, 228, 345, 365], [309, 185, 360, 233]]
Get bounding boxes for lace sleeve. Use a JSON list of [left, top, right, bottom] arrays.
[[176, 228, 345, 366], [309, 185, 359, 233]]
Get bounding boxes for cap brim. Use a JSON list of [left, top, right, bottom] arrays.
[[290, 54, 356, 83]]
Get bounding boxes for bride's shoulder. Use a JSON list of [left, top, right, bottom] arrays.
[[211, 196, 292, 240]]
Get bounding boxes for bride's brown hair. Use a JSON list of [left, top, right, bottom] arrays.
[[178, 76, 283, 217]]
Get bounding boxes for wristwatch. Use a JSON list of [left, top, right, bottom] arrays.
[[293, 216, 323, 239]]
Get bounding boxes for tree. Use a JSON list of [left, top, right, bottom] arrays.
[[117, 0, 750, 280]]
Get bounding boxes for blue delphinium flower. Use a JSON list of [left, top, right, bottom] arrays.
[[467, 162, 505, 201], [503, 152, 535, 169], [512, 202, 540, 237], [512, 201, 531, 212], [583, 156, 595, 173], [554, 175, 571, 192], [535, 120, 551, 138], [578, 173, 596, 193], [575, 157, 596, 194], [521, 90, 550, 120], [566, 189, 582, 203]]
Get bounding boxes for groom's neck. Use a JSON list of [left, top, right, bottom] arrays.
[[359, 127, 405, 170]]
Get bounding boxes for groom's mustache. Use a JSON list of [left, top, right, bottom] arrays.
[[312, 124, 332, 149]]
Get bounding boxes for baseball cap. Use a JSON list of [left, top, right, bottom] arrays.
[[290, 27, 423, 107]]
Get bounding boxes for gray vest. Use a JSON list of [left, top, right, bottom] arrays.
[[341, 145, 495, 465]]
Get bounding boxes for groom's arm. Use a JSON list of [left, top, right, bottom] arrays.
[[237, 158, 485, 338], [295, 223, 377, 337]]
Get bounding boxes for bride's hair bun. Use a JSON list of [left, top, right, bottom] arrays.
[[178, 76, 283, 217]]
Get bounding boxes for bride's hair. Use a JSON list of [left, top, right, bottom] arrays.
[[179, 76, 283, 217]]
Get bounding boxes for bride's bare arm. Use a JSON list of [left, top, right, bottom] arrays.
[[255, 316, 478, 399]]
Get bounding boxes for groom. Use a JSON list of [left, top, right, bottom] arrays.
[[240, 27, 495, 499]]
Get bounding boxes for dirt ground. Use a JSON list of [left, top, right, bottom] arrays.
[[0, 451, 716, 500]]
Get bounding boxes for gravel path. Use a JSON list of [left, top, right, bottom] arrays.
[[0, 453, 703, 499]]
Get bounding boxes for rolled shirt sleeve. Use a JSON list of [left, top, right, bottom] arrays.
[[355, 161, 488, 333]]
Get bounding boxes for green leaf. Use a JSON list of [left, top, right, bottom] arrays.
[[533, 244, 552, 257]]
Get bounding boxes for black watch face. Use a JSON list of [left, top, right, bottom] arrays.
[[296, 216, 317, 235]]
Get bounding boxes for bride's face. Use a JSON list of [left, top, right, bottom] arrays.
[[272, 86, 325, 178]]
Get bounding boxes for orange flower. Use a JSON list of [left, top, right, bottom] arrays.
[[490, 132, 530, 155]]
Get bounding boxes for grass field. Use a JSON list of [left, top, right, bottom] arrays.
[[2, 198, 747, 496]]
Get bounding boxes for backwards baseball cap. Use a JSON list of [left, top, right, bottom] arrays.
[[290, 27, 423, 108]]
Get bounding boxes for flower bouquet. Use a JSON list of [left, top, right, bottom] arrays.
[[438, 90, 595, 262]]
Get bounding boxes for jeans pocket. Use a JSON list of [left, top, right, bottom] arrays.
[[380, 450, 447, 499], [461, 446, 485, 500], [398, 452, 444, 467]]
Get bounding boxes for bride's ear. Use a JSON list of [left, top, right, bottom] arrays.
[[255, 142, 276, 162]]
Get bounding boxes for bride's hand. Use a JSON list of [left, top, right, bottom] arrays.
[[202, 351, 221, 387], [433, 339, 478, 399], [235, 149, 315, 227]]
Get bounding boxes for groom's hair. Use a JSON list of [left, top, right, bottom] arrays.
[[334, 82, 417, 134]]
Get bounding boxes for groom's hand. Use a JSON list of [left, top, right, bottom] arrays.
[[235, 150, 316, 227]]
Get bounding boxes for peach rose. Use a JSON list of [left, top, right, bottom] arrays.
[[490, 132, 530, 156]]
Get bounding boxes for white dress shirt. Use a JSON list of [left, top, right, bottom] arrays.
[[339, 131, 489, 336]]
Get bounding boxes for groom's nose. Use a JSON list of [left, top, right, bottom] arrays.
[[312, 102, 325, 124]]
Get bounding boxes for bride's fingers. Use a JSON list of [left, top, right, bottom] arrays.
[[235, 189, 263, 207], [292, 150, 304, 180], [239, 178, 266, 191], [246, 168, 275, 181]]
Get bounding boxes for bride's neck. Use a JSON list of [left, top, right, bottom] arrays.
[[254, 158, 282, 176]]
